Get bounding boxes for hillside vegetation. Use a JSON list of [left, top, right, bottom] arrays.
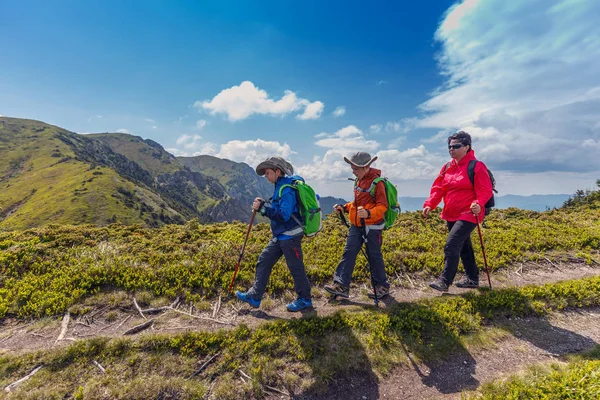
[[0, 117, 272, 230]]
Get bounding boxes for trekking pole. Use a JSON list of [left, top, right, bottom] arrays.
[[228, 208, 257, 293], [475, 214, 492, 289], [361, 216, 379, 306], [337, 209, 350, 228]]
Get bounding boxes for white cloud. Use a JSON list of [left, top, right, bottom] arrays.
[[416, 0, 600, 174], [216, 139, 295, 166], [144, 118, 155, 123], [196, 119, 207, 130], [314, 125, 379, 152], [176, 134, 203, 149], [196, 81, 325, 121], [376, 80, 388, 85], [152, 125, 157, 129], [116, 129, 131, 134], [332, 106, 346, 118], [296, 101, 324, 120]]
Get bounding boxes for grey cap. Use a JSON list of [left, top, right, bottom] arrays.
[[343, 152, 378, 168], [255, 156, 294, 176]]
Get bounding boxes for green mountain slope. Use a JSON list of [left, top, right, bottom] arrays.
[[0, 117, 273, 229], [0, 117, 186, 230]]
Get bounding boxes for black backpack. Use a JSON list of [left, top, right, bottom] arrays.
[[443, 160, 498, 213]]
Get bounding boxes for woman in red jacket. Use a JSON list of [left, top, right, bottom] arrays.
[[423, 131, 493, 292]]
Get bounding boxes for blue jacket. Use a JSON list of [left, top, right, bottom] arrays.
[[261, 175, 304, 240]]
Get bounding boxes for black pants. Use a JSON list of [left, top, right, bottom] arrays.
[[440, 220, 479, 285]]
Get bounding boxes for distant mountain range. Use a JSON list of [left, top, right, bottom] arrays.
[[0, 116, 573, 230]]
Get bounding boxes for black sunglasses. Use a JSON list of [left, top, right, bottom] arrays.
[[448, 143, 466, 150]]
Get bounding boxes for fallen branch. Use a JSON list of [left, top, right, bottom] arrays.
[[238, 369, 290, 397], [116, 315, 132, 330], [239, 369, 252, 381], [92, 360, 106, 373], [189, 352, 221, 378], [212, 295, 222, 319], [87, 305, 110, 320], [75, 321, 92, 328], [133, 298, 147, 320], [138, 296, 181, 315], [123, 319, 154, 335], [55, 312, 70, 344], [4, 365, 43, 393], [544, 256, 561, 270], [404, 273, 415, 288], [264, 384, 291, 397], [163, 307, 233, 326], [140, 306, 170, 315]]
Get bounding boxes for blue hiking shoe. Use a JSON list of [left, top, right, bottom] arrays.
[[235, 291, 261, 308], [286, 298, 313, 312]]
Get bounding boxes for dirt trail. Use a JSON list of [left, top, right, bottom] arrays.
[[1, 261, 598, 355], [284, 308, 600, 400]]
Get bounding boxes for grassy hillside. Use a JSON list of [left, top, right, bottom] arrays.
[[87, 133, 181, 177], [0, 118, 185, 230], [0, 201, 598, 319], [0, 117, 277, 229]]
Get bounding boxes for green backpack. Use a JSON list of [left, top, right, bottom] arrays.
[[278, 180, 323, 237], [355, 177, 401, 229]]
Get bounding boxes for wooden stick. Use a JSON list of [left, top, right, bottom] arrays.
[[163, 307, 233, 326], [189, 352, 221, 378], [239, 369, 252, 381], [87, 305, 110, 320], [139, 306, 170, 315], [4, 365, 43, 393], [55, 312, 70, 344], [133, 298, 147, 320], [212, 295, 222, 319], [92, 360, 106, 373], [264, 385, 291, 397], [123, 319, 154, 335], [116, 315, 132, 330]]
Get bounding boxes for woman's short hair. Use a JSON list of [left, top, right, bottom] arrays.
[[447, 130, 472, 151]]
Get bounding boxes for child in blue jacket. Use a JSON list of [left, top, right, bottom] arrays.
[[235, 156, 312, 312]]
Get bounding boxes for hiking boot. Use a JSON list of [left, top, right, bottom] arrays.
[[368, 285, 390, 299], [235, 291, 261, 308], [324, 282, 350, 299], [429, 278, 449, 292], [286, 298, 313, 312], [455, 276, 479, 288]]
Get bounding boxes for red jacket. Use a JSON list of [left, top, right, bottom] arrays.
[[344, 168, 388, 227], [424, 151, 493, 224]]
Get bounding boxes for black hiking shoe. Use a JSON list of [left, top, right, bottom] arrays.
[[455, 277, 479, 288], [429, 278, 449, 292], [368, 285, 390, 299], [324, 282, 350, 299]]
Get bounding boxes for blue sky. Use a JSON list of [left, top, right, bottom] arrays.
[[1, 0, 599, 198]]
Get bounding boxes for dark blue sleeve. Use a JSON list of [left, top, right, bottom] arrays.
[[264, 188, 296, 222]]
